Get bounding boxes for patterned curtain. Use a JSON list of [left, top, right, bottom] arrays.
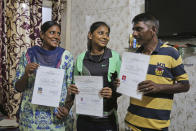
[[0, 0, 4, 108], [52, 0, 64, 24], [1, 0, 42, 118]]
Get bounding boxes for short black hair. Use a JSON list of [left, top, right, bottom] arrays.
[[132, 13, 159, 32], [41, 21, 61, 33]]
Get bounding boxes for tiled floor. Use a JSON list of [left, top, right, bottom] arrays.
[[0, 112, 19, 131]]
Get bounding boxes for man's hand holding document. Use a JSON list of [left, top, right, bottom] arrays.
[[117, 52, 150, 100]]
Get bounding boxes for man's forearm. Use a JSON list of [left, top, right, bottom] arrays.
[[159, 82, 190, 94]]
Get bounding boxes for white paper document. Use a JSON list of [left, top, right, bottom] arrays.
[[117, 52, 150, 100], [31, 66, 65, 107], [75, 76, 103, 117]]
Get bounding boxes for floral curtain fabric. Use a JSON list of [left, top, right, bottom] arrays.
[[1, 0, 42, 118], [0, 0, 7, 115], [0, 0, 4, 108], [1, 0, 63, 118], [52, 0, 64, 24]]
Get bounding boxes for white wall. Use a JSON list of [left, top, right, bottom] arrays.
[[42, 0, 52, 24], [42, 7, 52, 24], [70, 0, 143, 58]]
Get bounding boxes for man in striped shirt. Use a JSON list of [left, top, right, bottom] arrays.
[[125, 13, 190, 131]]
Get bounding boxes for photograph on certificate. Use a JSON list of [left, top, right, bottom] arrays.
[[117, 52, 150, 100], [74, 76, 103, 117], [31, 66, 65, 107]]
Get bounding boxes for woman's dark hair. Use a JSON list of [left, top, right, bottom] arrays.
[[41, 21, 61, 34], [87, 21, 110, 50]]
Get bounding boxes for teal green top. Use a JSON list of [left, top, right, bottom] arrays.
[[74, 50, 121, 82]]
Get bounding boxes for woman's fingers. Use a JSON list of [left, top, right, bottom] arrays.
[[68, 84, 79, 94], [25, 63, 39, 76], [100, 87, 112, 98], [56, 107, 68, 119]]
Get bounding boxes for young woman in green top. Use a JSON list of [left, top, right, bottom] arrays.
[[69, 21, 121, 131]]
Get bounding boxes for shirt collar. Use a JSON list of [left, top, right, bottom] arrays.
[[84, 48, 112, 61], [136, 40, 164, 54]]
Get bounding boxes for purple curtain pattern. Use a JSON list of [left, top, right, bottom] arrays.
[[52, 0, 64, 24], [1, 0, 63, 118], [0, 0, 7, 111], [1, 0, 42, 118], [0, 0, 4, 106]]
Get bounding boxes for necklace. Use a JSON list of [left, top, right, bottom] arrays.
[[98, 53, 104, 62], [90, 49, 105, 62], [90, 52, 104, 62]]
